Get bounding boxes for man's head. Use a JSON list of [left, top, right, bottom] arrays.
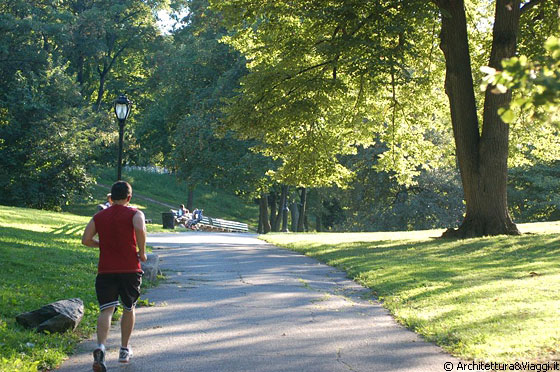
[[110, 181, 132, 204]]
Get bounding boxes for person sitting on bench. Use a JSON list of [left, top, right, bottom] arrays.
[[97, 193, 112, 211], [187, 208, 203, 229], [175, 205, 188, 225]]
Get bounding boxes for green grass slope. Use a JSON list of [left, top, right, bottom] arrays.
[[261, 222, 560, 363], [0, 206, 98, 371], [63, 168, 258, 229]]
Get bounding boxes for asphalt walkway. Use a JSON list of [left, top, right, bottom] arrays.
[[57, 232, 456, 372]]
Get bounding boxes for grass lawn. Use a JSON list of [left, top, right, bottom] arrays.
[[260, 221, 560, 363], [0, 205, 154, 371], [62, 168, 258, 230]]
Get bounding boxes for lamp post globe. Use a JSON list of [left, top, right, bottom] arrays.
[[113, 94, 133, 181]]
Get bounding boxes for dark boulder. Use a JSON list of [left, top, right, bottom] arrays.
[[16, 298, 83, 333], [141, 253, 160, 282]]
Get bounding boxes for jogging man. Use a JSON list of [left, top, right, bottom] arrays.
[[82, 181, 147, 372]]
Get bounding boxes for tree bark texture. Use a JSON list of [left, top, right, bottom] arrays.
[[297, 188, 307, 232], [269, 192, 277, 231], [436, 0, 520, 237], [291, 201, 299, 232], [275, 185, 288, 231], [259, 193, 271, 234]]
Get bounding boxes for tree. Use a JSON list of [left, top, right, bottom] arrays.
[[0, 1, 94, 209], [138, 0, 275, 217], [64, 0, 160, 111], [432, 0, 559, 237], [214, 0, 559, 237], [213, 0, 454, 221]]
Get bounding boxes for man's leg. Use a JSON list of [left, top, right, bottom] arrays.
[[120, 308, 135, 348], [97, 307, 115, 345], [117, 272, 142, 363], [93, 306, 116, 372], [94, 274, 119, 372]]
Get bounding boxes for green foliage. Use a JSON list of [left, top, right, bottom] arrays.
[[214, 0, 452, 188], [62, 0, 161, 107], [509, 162, 560, 222], [262, 224, 560, 361], [480, 30, 560, 168], [0, 0, 167, 211], [0, 3, 94, 209], [138, 0, 272, 196], [482, 34, 560, 122], [307, 145, 464, 232]]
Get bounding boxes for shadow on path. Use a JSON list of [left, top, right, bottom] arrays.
[[56, 232, 457, 372]]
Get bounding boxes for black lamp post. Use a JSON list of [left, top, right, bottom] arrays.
[[113, 94, 133, 181]]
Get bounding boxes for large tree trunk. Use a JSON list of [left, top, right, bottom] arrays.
[[269, 192, 277, 231], [297, 187, 307, 232], [436, 0, 520, 238], [259, 193, 271, 234], [275, 185, 288, 231], [290, 201, 299, 232]]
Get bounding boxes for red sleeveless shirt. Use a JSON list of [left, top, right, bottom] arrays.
[[93, 204, 141, 274]]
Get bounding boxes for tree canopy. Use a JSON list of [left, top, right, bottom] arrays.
[[211, 0, 560, 236], [1, 0, 559, 234]]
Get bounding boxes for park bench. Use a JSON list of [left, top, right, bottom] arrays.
[[200, 216, 249, 233], [167, 210, 248, 232], [169, 209, 187, 225]]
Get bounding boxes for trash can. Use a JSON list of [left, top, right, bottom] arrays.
[[161, 212, 175, 229]]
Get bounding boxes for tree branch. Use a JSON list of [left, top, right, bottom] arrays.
[[253, 60, 334, 107]]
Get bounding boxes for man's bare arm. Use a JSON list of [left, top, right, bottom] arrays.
[[133, 210, 147, 262], [81, 219, 99, 248]]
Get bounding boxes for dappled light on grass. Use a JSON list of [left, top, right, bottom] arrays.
[[262, 229, 560, 362]]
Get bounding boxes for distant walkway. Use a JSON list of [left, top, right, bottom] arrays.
[[57, 232, 456, 372]]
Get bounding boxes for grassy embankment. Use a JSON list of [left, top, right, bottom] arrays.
[[0, 205, 158, 371], [63, 168, 258, 231], [261, 222, 560, 363]]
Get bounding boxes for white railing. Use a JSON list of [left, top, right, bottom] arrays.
[[124, 165, 170, 174]]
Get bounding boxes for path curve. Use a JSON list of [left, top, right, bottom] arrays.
[[57, 232, 457, 372]]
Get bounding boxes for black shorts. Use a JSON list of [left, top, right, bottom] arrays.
[[95, 272, 143, 312]]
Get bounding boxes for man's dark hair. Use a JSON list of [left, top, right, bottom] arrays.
[[111, 181, 132, 201]]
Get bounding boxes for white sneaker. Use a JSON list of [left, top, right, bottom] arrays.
[[92, 344, 107, 372], [118, 346, 133, 363]]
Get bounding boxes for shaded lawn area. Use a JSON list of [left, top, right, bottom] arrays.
[[0, 205, 152, 371], [261, 223, 560, 363]]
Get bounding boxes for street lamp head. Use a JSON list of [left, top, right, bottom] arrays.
[[114, 94, 133, 121]]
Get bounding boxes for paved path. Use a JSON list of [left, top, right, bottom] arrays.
[[58, 232, 457, 372]]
